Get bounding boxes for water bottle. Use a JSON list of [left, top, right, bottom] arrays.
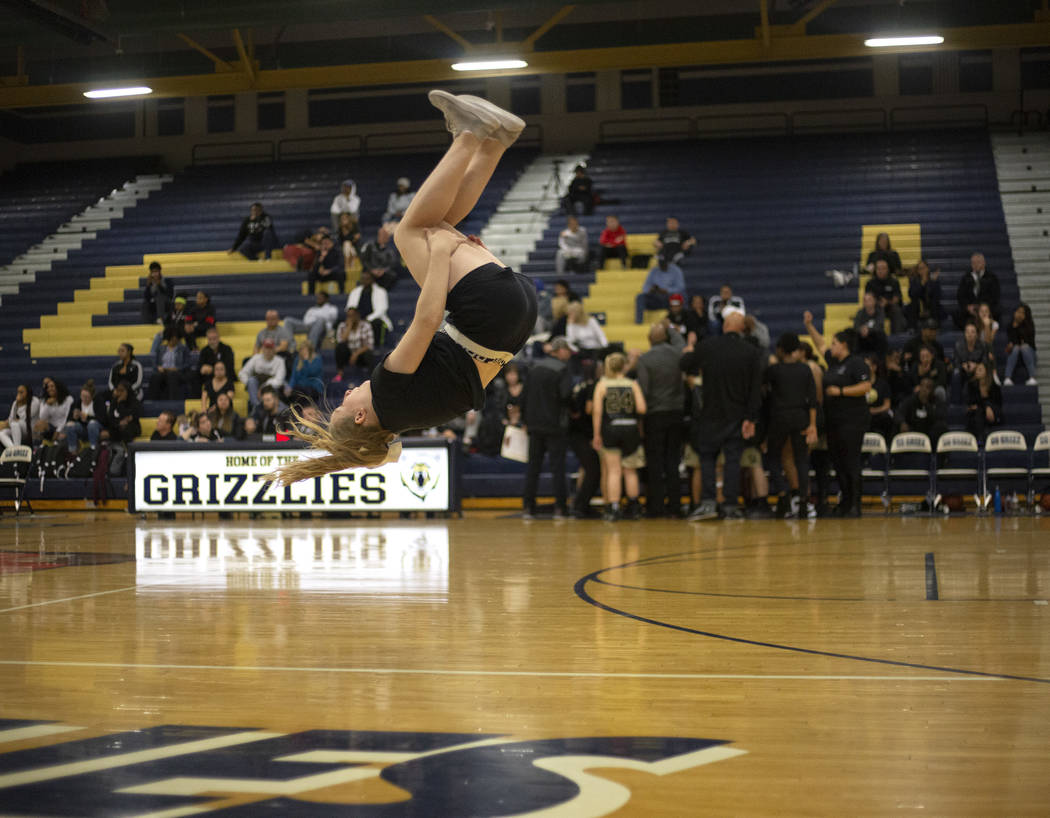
[[993, 485, 1002, 514]]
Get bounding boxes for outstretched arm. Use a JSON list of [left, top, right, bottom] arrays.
[[384, 229, 463, 374], [803, 310, 828, 357]]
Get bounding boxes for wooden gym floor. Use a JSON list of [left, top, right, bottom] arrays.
[[0, 512, 1048, 817]]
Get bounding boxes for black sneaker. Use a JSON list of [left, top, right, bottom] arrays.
[[625, 500, 643, 520], [746, 501, 774, 520], [722, 505, 747, 520]]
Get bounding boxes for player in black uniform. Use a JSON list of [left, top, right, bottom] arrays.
[[764, 333, 818, 518]]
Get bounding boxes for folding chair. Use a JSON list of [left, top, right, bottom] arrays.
[[888, 432, 934, 510], [1030, 431, 1050, 509], [0, 446, 34, 516], [861, 432, 889, 511], [934, 431, 980, 510], [983, 430, 1030, 511]]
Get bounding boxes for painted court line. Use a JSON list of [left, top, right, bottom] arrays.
[[0, 578, 203, 614], [0, 660, 1005, 682]]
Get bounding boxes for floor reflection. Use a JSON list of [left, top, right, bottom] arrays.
[[135, 525, 449, 598]]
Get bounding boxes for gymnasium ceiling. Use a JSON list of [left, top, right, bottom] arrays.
[[0, 0, 1047, 109]]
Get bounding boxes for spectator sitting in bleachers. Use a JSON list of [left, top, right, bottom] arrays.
[[153, 295, 190, 355], [683, 294, 710, 347], [229, 202, 278, 261], [382, 177, 415, 223], [864, 232, 902, 276], [201, 360, 236, 412], [566, 302, 608, 359], [359, 226, 400, 290], [240, 340, 287, 409], [548, 280, 578, 339], [285, 291, 339, 351], [653, 217, 696, 266], [333, 307, 374, 381], [965, 361, 1002, 444], [906, 259, 944, 328], [330, 179, 360, 233], [141, 261, 171, 325], [954, 321, 991, 383], [244, 386, 288, 437], [865, 259, 906, 334], [1004, 303, 1037, 386], [564, 164, 594, 215], [902, 317, 946, 369], [150, 410, 179, 441], [308, 235, 344, 294], [59, 380, 102, 453], [865, 354, 895, 442], [555, 215, 589, 274], [898, 376, 948, 449], [196, 327, 235, 396], [282, 226, 326, 272], [885, 348, 913, 407], [254, 309, 296, 374], [346, 270, 392, 346], [109, 343, 145, 401], [666, 294, 688, 337], [853, 292, 888, 357], [335, 212, 362, 270], [954, 252, 1000, 330], [707, 284, 745, 326], [189, 411, 222, 443], [149, 328, 190, 400], [635, 253, 684, 323], [976, 302, 1000, 351], [0, 383, 38, 449], [183, 290, 216, 349], [100, 381, 142, 445], [907, 344, 949, 403], [208, 392, 245, 441], [598, 215, 628, 270], [285, 342, 324, 403], [34, 377, 73, 443]]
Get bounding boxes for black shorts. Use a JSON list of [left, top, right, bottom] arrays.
[[445, 263, 538, 358], [601, 420, 641, 454]]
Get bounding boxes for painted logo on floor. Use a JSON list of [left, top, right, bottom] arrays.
[[0, 722, 746, 816]]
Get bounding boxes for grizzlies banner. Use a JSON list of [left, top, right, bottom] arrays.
[[128, 439, 456, 513]]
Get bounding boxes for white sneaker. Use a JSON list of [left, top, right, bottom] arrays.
[[1004, 378, 1014, 386], [1026, 377, 1038, 386], [428, 90, 499, 139], [456, 94, 526, 147]]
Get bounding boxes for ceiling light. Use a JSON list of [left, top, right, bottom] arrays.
[[83, 86, 153, 99], [864, 36, 944, 48], [451, 59, 528, 72]]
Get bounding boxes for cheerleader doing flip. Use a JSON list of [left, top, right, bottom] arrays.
[[269, 91, 537, 484]]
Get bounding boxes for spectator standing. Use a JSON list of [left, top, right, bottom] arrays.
[[382, 177, 415, 223], [635, 255, 685, 323], [1004, 303, 1037, 386], [853, 291, 888, 357], [359, 226, 401, 290], [308, 236, 344, 294], [286, 342, 325, 402], [245, 386, 289, 436], [744, 314, 771, 358], [653, 217, 696, 265], [196, 327, 235, 396], [201, 360, 236, 412], [285, 291, 339, 351], [906, 259, 944, 328], [346, 270, 393, 345], [564, 165, 594, 215], [864, 232, 902, 275], [954, 252, 1000, 329], [567, 361, 601, 518], [239, 340, 287, 409], [592, 352, 647, 522], [680, 311, 764, 521], [598, 215, 628, 269], [864, 259, 906, 334], [707, 284, 745, 326], [899, 376, 949, 448], [208, 392, 245, 440], [0, 383, 38, 449], [109, 343, 144, 401], [148, 329, 190, 400], [229, 202, 278, 260], [150, 410, 179, 441], [334, 308, 375, 380], [555, 215, 589, 274], [140, 261, 171, 324], [101, 381, 142, 444], [565, 302, 608, 358], [763, 333, 818, 519], [636, 322, 686, 517], [34, 378, 73, 442], [60, 381, 103, 453], [329, 179, 360, 232], [521, 337, 574, 519]]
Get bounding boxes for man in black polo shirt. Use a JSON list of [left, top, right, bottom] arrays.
[[521, 338, 574, 519], [764, 333, 818, 519], [680, 309, 764, 520], [822, 329, 871, 517]]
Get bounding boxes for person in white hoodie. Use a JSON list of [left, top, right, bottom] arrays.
[[345, 270, 393, 345], [0, 383, 39, 448], [329, 179, 360, 233], [238, 340, 287, 408], [283, 291, 340, 350]]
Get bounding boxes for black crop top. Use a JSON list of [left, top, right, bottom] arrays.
[[370, 332, 485, 434]]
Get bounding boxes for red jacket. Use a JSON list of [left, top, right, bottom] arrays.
[[599, 225, 626, 247]]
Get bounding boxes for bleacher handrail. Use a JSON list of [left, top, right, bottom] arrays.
[[192, 141, 276, 165]]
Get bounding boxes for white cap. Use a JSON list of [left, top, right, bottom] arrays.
[[722, 304, 746, 318]]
